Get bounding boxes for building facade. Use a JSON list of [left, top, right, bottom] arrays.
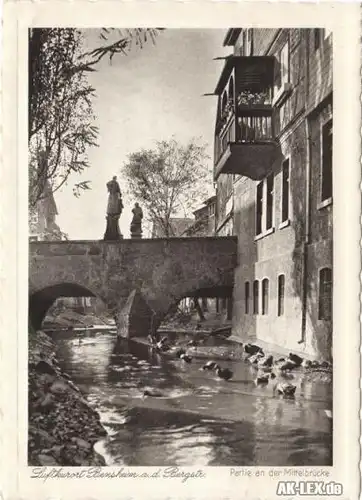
[[151, 218, 195, 238], [182, 196, 217, 237], [213, 29, 332, 359]]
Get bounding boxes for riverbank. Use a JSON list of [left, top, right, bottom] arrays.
[[28, 330, 107, 466], [42, 309, 115, 330]]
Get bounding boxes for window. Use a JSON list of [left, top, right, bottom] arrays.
[[245, 282, 250, 314], [314, 29, 321, 51], [280, 42, 289, 86], [256, 182, 263, 235], [266, 175, 274, 230], [253, 280, 259, 314], [321, 119, 333, 201], [275, 41, 290, 93], [262, 278, 269, 315], [281, 158, 290, 222], [277, 275, 285, 316], [319, 268, 332, 320], [256, 175, 275, 236]]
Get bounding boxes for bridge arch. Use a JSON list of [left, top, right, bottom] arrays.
[[29, 281, 105, 331], [159, 277, 234, 308], [148, 280, 234, 332]]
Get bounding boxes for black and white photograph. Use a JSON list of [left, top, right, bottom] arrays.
[[27, 26, 337, 469], [0, 0, 361, 496]]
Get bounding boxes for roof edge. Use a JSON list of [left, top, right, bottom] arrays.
[[223, 28, 242, 46]]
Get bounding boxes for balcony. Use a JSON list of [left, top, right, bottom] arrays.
[[212, 56, 278, 181], [214, 104, 278, 181]]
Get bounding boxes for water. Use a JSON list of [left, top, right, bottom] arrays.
[[49, 328, 333, 466]]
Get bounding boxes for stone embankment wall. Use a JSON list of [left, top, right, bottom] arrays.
[[28, 330, 106, 466]]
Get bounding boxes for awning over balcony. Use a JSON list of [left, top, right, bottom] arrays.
[[214, 56, 275, 96]]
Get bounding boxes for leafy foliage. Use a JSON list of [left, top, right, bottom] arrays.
[[28, 28, 98, 207], [28, 28, 164, 208], [122, 138, 211, 237], [82, 28, 163, 65]]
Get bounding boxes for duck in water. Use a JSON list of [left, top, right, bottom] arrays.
[[175, 348, 187, 358], [255, 372, 276, 385], [180, 353, 192, 363], [247, 352, 264, 365], [258, 354, 274, 368], [244, 343, 264, 356], [214, 364, 233, 381], [288, 353, 303, 366], [202, 360, 218, 371], [142, 389, 164, 398], [274, 382, 297, 398]]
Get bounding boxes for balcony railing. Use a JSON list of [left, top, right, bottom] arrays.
[[214, 106, 277, 181], [215, 109, 274, 165]]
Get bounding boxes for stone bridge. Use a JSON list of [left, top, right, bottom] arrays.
[[29, 237, 237, 337]]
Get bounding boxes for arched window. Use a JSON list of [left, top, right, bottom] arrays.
[[262, 278, 269, 315], [278, 274, 285, 316], [228, 76, 234, 105], [253, 280, 259, 315], [319, 268, 332, 320], [245, 282, 250, 314]]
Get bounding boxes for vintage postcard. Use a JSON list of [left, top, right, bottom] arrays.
[[1, 1, 361, 499]]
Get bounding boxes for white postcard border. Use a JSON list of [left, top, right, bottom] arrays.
[[1, 2, 360, 499]]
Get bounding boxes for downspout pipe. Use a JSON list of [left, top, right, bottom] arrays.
[[299, 119, 311, 344], [299, 31, 311, 344]]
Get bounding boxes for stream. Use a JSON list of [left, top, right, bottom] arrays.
[[48, 327, 333, 467]]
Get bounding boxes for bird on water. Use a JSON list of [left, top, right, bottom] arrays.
[[214, 364, 233, 381]]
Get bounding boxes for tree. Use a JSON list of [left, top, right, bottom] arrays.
[[28, 28, 163, 208], [28, 28, 98, 207], [122, 138, 212, 237]]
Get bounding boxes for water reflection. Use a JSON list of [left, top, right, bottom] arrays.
[[49, 329, 333, 466]]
